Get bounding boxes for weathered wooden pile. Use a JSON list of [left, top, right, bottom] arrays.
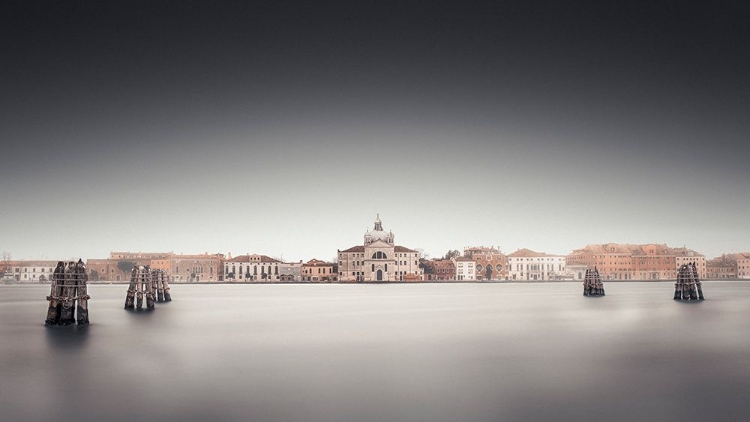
[[674, 262, 704, 301], [124, 266, 156, 310], [151, 268, 172, 302], [125, 266, 173, 310], [45, 260, 90, 326], [583, 267, 605, 296]]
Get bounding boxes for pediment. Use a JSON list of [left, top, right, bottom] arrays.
[[366, 240, 393, 249]]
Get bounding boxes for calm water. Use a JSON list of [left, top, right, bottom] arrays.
[[2, 282, 750, 422]]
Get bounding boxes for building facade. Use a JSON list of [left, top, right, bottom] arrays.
[[464, 246, 507, 281], [422, 259, 456, 281], [567, 243, 706, 280], [301, 259, 337, 282], [507, 248, 566, 281], [338, 215, 423, 282], [88, 252, 225, 282], [224, 254, 282, 282], [453, 257, 475, 281], [5, 260, 58, 282], [279, 261, 303, 282], [737, 254, 750, 279]]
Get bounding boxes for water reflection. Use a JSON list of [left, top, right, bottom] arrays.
[[44, 324, 90, 349]]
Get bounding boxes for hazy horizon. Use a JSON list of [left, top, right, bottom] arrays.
[[2, 1, 749, 262]]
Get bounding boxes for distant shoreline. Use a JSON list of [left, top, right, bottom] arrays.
[[6, 279, 747, 286]]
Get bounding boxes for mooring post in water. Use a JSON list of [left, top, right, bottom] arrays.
[[583, 267, 605, 297], [45, 259, 90, 326], [145, 267, 155, 310], [57, 262, 77, 325], [163, 271, 172, 302], [693, 262, 705, 300], [45, 261, 66, 325], [135, 266, 144, 310], [125, 267, 138, 309], [154, 269, 165, 302], [583, 268, 591, 296], [75, 259, 90, 324], [674, 263, 704, 301]]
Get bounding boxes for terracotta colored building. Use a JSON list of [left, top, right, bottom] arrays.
[[301, 259, 337, 282], [567, 243, 706, 280], [88, 252, 224, 282], [706, 255, 737, 279], [737, 253, 750, 279], [464, 246, 507, 281], [422, 259, 456, 281]]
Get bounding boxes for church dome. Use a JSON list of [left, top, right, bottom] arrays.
[[367, 229, 391, 242], [364, 214, 394, 245]]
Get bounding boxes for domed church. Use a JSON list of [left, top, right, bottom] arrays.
[[338, 215, 423, 282]]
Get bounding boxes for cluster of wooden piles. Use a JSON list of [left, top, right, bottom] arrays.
[[124, 266, 172, 310], [583, 267, 605, 296], [674, 262, 704, 301], [45, 260, 90, 326], [152, 268, 172, 302]]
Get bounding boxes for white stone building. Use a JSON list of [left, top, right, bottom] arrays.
[[507, 248, 566, 281], [338, 215, 422, 282], [224, 254, 282, 282], [9, 260, 58, 283], [453, 257, 475, 281]]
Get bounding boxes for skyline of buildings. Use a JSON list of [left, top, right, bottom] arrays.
[[2, 215, 747, 283]]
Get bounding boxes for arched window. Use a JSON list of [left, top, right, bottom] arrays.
[[371, 264, 375, 272], [371, 251, 388, 259], [385, 264, 388, 272]]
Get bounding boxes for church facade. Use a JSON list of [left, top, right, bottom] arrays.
[[338, 215, 423, 282]]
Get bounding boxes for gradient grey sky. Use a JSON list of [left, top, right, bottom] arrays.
[[2, 1, 749, 261]]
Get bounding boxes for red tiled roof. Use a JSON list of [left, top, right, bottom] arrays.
[[507, 248, 560, 258], [304, 259, 333, 266], [228, 254, 280, 263], [394, 246, 417, 253], [340, 246, 365, 253]]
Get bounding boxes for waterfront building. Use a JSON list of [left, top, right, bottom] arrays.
[[224, 254, 282, 282], [169, 253, 224, 282], [337, 215, 423, 282], [89, 252, 224, 282], [279, 261, 303, 282], [463, 246, 507, 281], [5, 260, 58, 282], [567, 243, 706, 280], [301, 259, 337, 282], [453, 256, 475, 281], [87, 258, 145, 282], [507, 248, 566, 281], [422, 259, 455, 281], [706, 255, 737, 279], [737, 253, 750, 279]]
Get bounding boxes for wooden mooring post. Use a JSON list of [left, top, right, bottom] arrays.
[[151, 269, 171, 302], [125, 266, 155, 310], [674, 262, 704, 301], [45, 260, 90, 326], [583, 267, 605, 296]]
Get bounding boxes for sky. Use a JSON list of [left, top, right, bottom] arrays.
[[1, 1, 749, 261]]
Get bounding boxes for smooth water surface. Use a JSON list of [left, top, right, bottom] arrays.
[[2, 282, 750, 422]]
